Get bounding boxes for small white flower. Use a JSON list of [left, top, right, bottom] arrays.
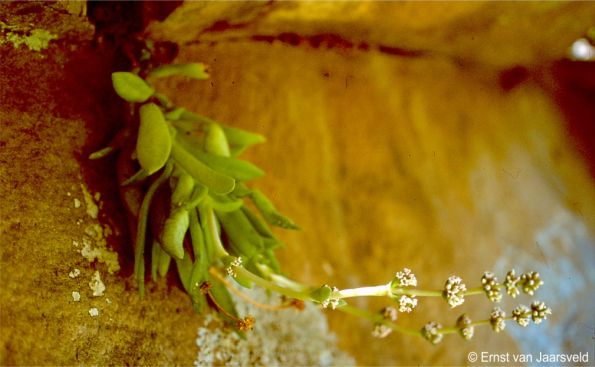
[[421, 321, 443, 344], [456, 314, 474, 340], [392, 268, 417, 288], [322, 287, 340, 310], [226, 257, 243, 277], [530, 301, 551, 324], [520, 272, 543, 296], [489, 307, 506, 332], [504, 269, 520, 298], [371, 323, 392, 339], [481, 272, 502, 302], [397, 295, 417, 313], [381, 306, 398, 321], [512, 305, 531, 327]]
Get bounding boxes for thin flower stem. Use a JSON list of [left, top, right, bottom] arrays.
[[338, 305, 421, 337], [334, 284, 390, 299], [464, 287, 485, 296], [335, 284, 443, 299], [233, 266, 311, 301], [209, 268, 295, 311], [439, 317, 516, 335], [393, 288, 443, 297]]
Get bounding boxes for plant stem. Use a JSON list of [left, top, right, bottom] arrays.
[[464, 287, 485, 296], [232, 266, 311, 301], [134, 162, 173, 297], [334, 284, 390, 299], [392, 288, 443, 297]]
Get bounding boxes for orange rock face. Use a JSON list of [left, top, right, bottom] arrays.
[[1, 2, 594, 365]]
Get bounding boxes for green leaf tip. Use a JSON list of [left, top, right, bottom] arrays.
[[149, 63, 209, 80], [112, 72, 154, 103]]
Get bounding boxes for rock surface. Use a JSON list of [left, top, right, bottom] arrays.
[[1, 2, 594, 365]]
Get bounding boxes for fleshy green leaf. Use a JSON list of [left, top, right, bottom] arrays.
[[204, 123, 231, 157], [198, 152, 265, 182], [151, 240, 161, 281], [188, 209, 208, 313], [232, 183, 253, 198], [171, 141, 235, 195], [137, 103, 172, 175], [112, 72, 154, 102], [206, 196, 243, 213], [310, 285, 332, 303], [165, 108, 187, 121], [121, 168, 148, 186], [221, 125, 266, 157], [250, 189, 299, 230], [160, 208, 189, 260], [215, 210, 263, 258], [208, 278, 240, 323], [135, 163, 173, 298], [184, 183, 208, 210], [151, 240, 172, 280], [158, 246, 172, 278], [241, 207, 274, 238], [149, 63, 209, 80], [171, 173, 195, 206], [175, 251, 194, 292], [89, 146, 114, 160], [177, 133, 264, 182]]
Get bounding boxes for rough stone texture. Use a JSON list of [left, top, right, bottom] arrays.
[[0, 4, 201, 365], [1, 2, 594, 366]]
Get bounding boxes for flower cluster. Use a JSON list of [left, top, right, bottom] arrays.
[[504, 270, 520, 298], [456, 314, 474, 340], [381, 306, 398, 322], [512, 305, 531, 327], [489, 307, 507, 332], [530, 301, 552, 324], [372, 324, 392, 339], [371, 306, 398, 339], [397, 295, 418, 313], [481, 272, 503, 302], [226, 257, 242, 278], [502, 269, 543, 298], [321, 286, 340, 310], [443, 276, 467, 308], [392, 268, 417, 288], [520, 272, 543, 296], [421, 322, 443, 345]]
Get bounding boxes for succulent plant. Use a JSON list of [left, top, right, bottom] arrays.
[[92, 49, 551, 342]]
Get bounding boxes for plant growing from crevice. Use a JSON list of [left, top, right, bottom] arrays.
[[92, 46, 551, 343]]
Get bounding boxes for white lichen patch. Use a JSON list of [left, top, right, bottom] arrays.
[[68, 268, 81, 278], [88, 271, 106, 297], [0, 25, 57, 52], [72, 291, 81, 302], [80, 237, 119, 274], [88, 307, 99, 317], [194, 286, 354, 366], [80, 184, 99, 219], [74, 198, 81, 208]]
